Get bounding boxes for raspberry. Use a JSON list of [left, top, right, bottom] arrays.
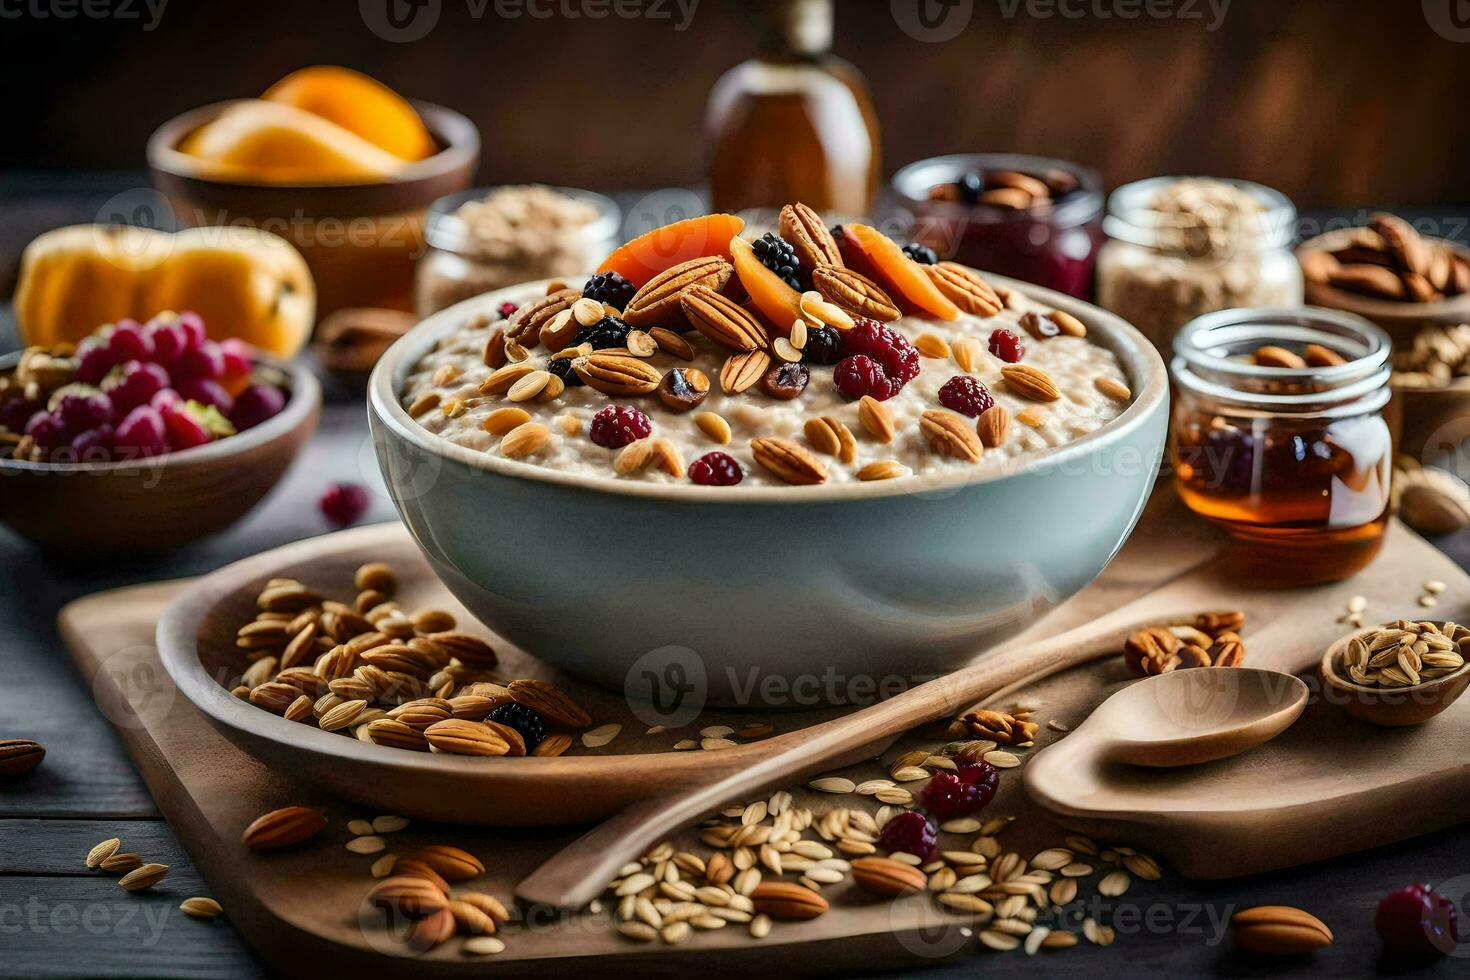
[[319, 482, 370, 527], [833, 354, 896, 401], [918, 772, 981, 819], [581, 271, 636, 310], [902, 242, 938, 265], [113, 406, 167, 458], [497, 301, 519, 320], [957, 763, 1000, 806], [989, 328, 1025, 363], [689, 451, 743, 486], [840, 319, 920, 385], [878, 811, 937, 860], [50, 385, 114, 434], [801, 325, 843, 366], [589, 405, 651, 449], [68, 424, 115, 463], [575, 315, 632, 351], [486, 703, 545, 751], [938, 376, 995, 417], [25, 411, 68, 452], [1377, 884, 1459, 960]]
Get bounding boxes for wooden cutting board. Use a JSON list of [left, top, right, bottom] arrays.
[[56, 494, 1470, 974]]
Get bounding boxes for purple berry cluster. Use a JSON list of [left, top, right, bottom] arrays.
[[2, 312, 286, 463]]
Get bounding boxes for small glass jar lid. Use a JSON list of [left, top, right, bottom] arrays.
[[1171, 307, 1392, 415], [1104, 176, 1297, 255]]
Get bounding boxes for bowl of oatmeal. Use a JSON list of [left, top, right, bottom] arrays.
[[369, 210, 1167, 704]]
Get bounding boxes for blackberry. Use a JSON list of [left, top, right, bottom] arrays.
[[574, 314, 632, 350], [802, 325, 843, 366], [752, 232, 802, 290], [486, 702, 545, 751], [581, 271, 636, 311], [902, 242, 938, 265], [547, 354, 584, 387]]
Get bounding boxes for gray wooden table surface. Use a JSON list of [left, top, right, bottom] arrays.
[[2, 178, 1469, 977]]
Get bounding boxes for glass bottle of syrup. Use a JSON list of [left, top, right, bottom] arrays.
[[706, 0, 881, 218]]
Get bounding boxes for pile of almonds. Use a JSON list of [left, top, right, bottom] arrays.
[[232, 562, 591, 756], [1301, 212, 1469, 304]]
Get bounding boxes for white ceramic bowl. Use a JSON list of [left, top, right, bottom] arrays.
[[369, 276, 1168, 706]]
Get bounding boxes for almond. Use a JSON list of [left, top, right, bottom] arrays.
[[1330, 263, 1406, 300], [482, 327, 507, 368], [504, 288, 580, 347], [424, 719, 510, 756], [397, 844, 485, 883], [1232, 906, 1333, 956], [921, 410, 984, 463], [479, 362, 538, 397], [649, 327, 695, 361], [406, 908, 456, 952], [1369, 212, 1430, 277], [751, 881, 829, 919], [720, 349, 772, 394], [1094, 377, 1132, 402], [249, 682, 301, 714], [682, 285, 769, 351], [364, 718, 430, 751], [857, 395, 895, 443], [977, 405, 1009, 448], [925, 262, 1003, 317], [623, 256, 733, 328], [481, 406, 532, 436], [573, 353, 662, 396], [0, 738, 45, 776], [695, 411, 732, 444], [803, 416, 856, 463], [751, 437, 828, 485], [1000, 364, 1060, 402], [117, 863, 169, 891], [780, 202, 844, 271], [856, 459, 910, 481], [1047, 309, 1087, 337], [811, 266, 900, 322], [851, 857, 928, 896], [498, 421, 551, 459], [508, 678, 592, 727], [426, 631, 497, 668], [370, 875, 451, 917], [1251, 345, 1307, 369], [538, 310, 580, 352], [241, 806, 327, 850]]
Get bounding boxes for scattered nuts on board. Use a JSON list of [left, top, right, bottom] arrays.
[[1232, 905, 1334, 956], [0, 738, 45, 776], [1120, 612, 1248, 676]]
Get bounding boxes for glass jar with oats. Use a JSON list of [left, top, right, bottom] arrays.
[[1170, 308, 1393, 587], [1098, 177, 1303, 351]]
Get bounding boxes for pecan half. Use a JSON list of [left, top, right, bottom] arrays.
[[811, 266, 900, 322], [623, 256, 733, 328], [504, 288, 580, 347], [681, 285, 769, 351], [780, 202, 844, 272], [572, 353, 661, 396], [924, 262, 1003, 317], [750, 437, 827, 485], [1194, 610, 1246, 637], [920, 410, 983, 463], [1122, 627, 1182, 676]]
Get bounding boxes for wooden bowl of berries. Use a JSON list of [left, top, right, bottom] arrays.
[[0, 311, 320, 554]]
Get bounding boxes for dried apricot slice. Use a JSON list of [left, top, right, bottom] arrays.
[[263, 66, 435, 162], [838, 224, 960, 321], [597, 214, 745, 288], [730, 235, 804, 333]]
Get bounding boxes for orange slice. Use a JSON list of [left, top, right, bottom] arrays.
[[597, 214, 745, 288], [838, 224, 960, 320]]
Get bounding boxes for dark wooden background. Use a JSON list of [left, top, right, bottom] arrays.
[[4, 0, 1468, 207]]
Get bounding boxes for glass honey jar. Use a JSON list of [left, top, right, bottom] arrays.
[[1170, 308, 1394, 586]]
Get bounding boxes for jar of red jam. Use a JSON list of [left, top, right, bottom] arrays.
[[890, 153, 1103, 300], [1171, 308, 1394, 586]]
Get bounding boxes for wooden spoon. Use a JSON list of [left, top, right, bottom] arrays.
[[1062, 667, 1308, 768], [514, 610, 1204, 909]]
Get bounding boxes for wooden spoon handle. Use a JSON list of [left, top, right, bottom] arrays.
[[515, 610, 1188, 909]]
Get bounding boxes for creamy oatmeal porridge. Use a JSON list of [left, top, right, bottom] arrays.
[[399, 210, 1133, 488]]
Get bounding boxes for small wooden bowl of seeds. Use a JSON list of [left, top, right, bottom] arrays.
[[1320, 619, 1470, 727]]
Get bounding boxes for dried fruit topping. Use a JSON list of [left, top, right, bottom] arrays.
[[320, 482, 370, 527], [761, 362, 810, 400], [901, 242, 938, 265], [877, 810, 937, 860], [1020, 310, 1061, 340], [657, 367, 711, 412], [988, 328, 1025, 363], [801, 325, 843, 366], [831, 319, 920, 401], [937, 375, 995, 417], [497, 301, 519, 320], [547, 353, 584, 388], [580, 271, 636, 310], [918, 762, 999, 819], [574, 314, 633, 351], [752, 232, 803, 290], [485, 702, 545, 752], [1376, 884, 1459, 960], [589, 405, 651, 449], [833, 354, 894, 401], [689, 451, 743, 486]]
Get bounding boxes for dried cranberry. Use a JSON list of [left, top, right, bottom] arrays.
[[918, 772, 982, 819], [957, 763, 999, 807], [833, 354, 896, 401], [497, 301, 518, 320], [878, 811, 937, 860], [840, 319, 920, 386], [988, 328, 1025, 363], [589, 405, 651, 449], [689, 451, 743, 486], [320, 482, 370, 527], [938, 376, 995, 417], [802, 325, 843, 366], [761, 362, 809, 400], [1376, 884, 1459, 960]]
